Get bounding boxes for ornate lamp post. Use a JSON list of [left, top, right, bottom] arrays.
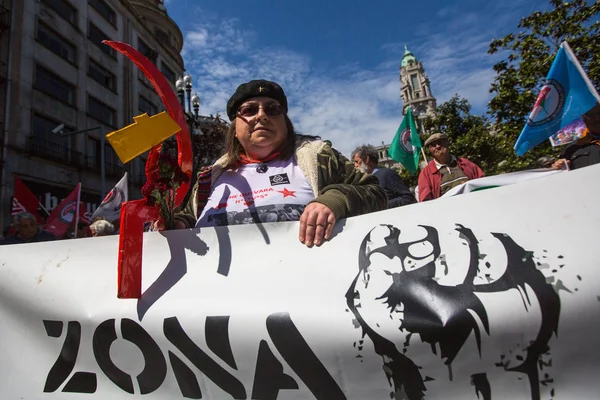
[[172, 72, 228, 171], [175, 72, 203, 136]]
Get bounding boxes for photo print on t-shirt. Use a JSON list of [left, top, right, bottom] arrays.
[[203, 204, 306, 227]]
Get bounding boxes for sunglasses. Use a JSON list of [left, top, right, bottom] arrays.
[[237, 103, 285, 118]]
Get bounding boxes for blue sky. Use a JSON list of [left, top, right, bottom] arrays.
[[164, 0, 549, 156]]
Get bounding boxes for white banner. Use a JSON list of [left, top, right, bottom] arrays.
[[1, 165, 599, 399], [442, 168, 563, 197]]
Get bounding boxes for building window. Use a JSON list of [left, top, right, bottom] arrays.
[[88, 23, 115, 58], [41, 0, 77, 26], [34, 65, 75, 106], [31, 113, 71, 161], [86, 137, 121, 172], [160, 62, 176, 83], [154, 27, 170, 46], [88, 95, 116, 127], [36, 21, 77, 64], [88, 58, 116, 91], [87, 136, 100, 169], [89, 0, 116, 25], [138, 39, 157, 64], [410, 74, 419, 92], [139, 95, 157, 116]]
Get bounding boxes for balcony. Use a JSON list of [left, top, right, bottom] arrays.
[[28, 136, 85, 167], [105, 161, 124, 177], [84, 153, 124, 177]]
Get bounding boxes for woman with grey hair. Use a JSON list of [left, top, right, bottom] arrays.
[[1, 212, 56, 245], [90, 220, 115, 237]]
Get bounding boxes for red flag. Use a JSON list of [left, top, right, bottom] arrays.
[[12, 177, 43, 223], [44, 183, 81, 238], [78, 201, 91, 225]]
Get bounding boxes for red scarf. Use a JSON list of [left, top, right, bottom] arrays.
[[238, 151, 281, 166]]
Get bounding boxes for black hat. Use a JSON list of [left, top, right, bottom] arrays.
[[226, 79, 288, 121]]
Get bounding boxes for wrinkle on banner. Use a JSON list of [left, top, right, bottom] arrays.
[[0, 165, 599, 399]]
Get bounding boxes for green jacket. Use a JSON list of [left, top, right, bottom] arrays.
[[175, 137, 388, 228]]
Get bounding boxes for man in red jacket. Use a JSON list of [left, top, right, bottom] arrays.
[[417, 133, 484, 202]]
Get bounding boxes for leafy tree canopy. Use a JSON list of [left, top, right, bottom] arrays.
[[487, 0, 600, 169]]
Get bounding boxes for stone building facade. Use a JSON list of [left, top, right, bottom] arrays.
[[0, 0, 185, 228], [376, 46, 438, 172], [399, 45, 437, 134]]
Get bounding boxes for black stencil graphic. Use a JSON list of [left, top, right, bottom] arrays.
[[43, 320, 97, 394], [346, 224, 561, 400], [266, 312, 346, 400], [164, 316, 247, 399], [251, 340, 299, 399], [92, 318, 167, 394]]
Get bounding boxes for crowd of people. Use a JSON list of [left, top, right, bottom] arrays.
[[0, 213, 117, 245], [2, 78, 599, 247]]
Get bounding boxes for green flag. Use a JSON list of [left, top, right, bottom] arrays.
[[388, 107, 422, 174]]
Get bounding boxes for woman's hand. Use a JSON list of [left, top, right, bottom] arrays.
[[299, 202, 336, 247], [552, 158, 571, 170], [152, 219, 187, 231]]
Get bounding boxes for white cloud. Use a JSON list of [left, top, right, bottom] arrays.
[[180, 3, 541, 157]]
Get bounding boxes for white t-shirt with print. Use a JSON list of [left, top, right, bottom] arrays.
[[196, 157, 315, 227]]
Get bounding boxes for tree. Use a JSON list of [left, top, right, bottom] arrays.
[[421, 95, 512, 176], [487, 0, 600, 170]]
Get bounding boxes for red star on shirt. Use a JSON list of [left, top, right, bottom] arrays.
[[277, 188, 296, 198]]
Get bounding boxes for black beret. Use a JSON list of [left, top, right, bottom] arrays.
[[226, 79, 288, 121]]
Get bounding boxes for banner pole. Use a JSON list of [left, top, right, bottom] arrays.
[[74, 183, 81, 238]]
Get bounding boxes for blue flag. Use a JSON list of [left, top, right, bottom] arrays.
[[514, 42, 600, 156]]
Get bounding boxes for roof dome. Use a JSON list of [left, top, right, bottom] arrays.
[[401, 45, 417, 67]]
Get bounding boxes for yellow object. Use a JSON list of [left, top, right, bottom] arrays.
[[106, 112, 181, 164]]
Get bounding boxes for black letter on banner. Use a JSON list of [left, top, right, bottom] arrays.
[[169, 352, 202, 399], [93, 319, 134, 393], [93, 318, 167, 394], [164, 316, 246, 399], [206, 316, 237, 369], [121, 318, 167, 394], [266, 313, 346, 400], [251, 340, 298, 399], [43, 320, 97, 394]]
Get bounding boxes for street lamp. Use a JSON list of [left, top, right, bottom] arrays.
[[191, 92, 200, 119], [176, 72, 205, 136], [53, 125, 106, 199]]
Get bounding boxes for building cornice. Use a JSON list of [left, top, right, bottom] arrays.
[[123, 0, 185, 69]]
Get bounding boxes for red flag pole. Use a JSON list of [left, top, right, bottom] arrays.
[[73, 183, 81, 238]]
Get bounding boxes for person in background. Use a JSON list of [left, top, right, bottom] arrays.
[[352, 144, 416, 208], [76, 222, 90, 238], [0, 212, 56, 245], [418, 133, 484, 202], [90, 220, 115, 237], [537, 156, 555, 169], [552, 131, 600, 170], [172, 79, 387, 247]]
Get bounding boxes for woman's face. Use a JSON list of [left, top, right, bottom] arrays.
[[235, 96, 288, 159]]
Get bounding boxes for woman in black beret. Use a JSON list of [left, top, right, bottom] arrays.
[[174, 79, 387, 247]]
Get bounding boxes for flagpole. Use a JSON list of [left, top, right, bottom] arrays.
[[74, 183, 81, 238], [37, 201, 51, 217], [562, 41, 600, 101], [420, 148, 428, 165]]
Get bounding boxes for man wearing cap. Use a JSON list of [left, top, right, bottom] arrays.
[[417, 133, 484, 202]]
